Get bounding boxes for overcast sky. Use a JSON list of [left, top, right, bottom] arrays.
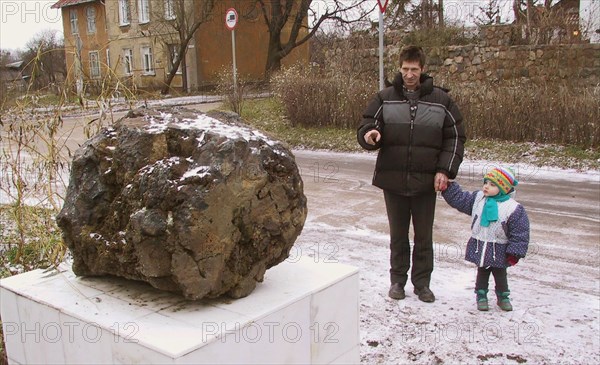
[[0, 0, 63, 51]]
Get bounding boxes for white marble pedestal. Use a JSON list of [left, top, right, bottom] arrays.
[[0, 257, 359, 364]]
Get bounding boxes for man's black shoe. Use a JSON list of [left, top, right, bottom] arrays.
[[388, 283, 405, 300], [414, 287, 435, 303]]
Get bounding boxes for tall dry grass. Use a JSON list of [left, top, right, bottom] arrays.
[[274, 65, 599, 149], [0, 48, 139, 277], [215, 67, 255, 116], [453, 81, 600, 148], [271, 64, 376, 129], [0, 46, 147, 365]]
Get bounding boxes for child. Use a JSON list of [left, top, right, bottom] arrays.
[[442, 166, 530, 311]]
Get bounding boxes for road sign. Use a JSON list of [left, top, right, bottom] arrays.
[[377, 0, 388, 13], [225, 8, 238, 30], [225, 8, 239, 93]]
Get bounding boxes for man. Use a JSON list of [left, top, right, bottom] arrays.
[[357, 46, 466, 303]]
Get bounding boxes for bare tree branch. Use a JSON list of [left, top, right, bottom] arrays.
[[150, 0, 216, 94], [260, 0, 373, 76]]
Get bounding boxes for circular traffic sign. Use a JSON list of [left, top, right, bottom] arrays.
[[225, 8, 238, 30]]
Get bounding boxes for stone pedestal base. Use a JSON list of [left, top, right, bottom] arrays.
[[0, 258, 359, 364]]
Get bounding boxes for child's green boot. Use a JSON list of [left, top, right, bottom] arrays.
[[476, 289, 489, 311], [496, 290, 513, 311]]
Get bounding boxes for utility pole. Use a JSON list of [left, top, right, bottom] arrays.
[[377, 0, 388, 90], [75, 35, 83, 101], [526, 0, 532, 42]]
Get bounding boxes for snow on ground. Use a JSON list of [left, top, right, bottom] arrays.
[[292, 150, 600, 364]]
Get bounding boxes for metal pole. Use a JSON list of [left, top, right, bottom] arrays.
[[378, 10, 384, 90], [232, 29, 237, 94]]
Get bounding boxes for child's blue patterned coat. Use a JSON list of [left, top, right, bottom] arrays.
[[442, 182, 530, 268]]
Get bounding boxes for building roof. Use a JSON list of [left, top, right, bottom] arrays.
[[5, 61, 24, 69], [51, 0, 98, 9]]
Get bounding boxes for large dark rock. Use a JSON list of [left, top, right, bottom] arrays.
[[57, 108, 307, 300]]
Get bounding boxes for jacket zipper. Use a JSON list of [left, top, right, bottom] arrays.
[[407, 102, 417, 188], [479, 239, 487, 267]]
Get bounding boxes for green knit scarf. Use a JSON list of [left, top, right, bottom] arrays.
[[480, 193, 510, 227]]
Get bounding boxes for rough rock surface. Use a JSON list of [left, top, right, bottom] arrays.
[[57, 108, 307, 300]]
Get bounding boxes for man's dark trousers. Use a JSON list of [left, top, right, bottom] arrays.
[[384, 190, 436, 289]]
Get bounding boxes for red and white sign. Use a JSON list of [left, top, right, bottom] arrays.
[[225, 8, 238, 30], [377, 0, 388, 13]]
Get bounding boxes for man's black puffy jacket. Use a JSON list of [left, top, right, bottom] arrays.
[[357, 73, 466, 196]]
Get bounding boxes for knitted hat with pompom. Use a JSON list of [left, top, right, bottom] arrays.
[[484, 166, 518, 195]]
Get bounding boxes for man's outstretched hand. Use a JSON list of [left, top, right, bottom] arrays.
[[364, 130, 381, 145]]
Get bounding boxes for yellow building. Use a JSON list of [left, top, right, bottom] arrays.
[[52, 0, 110, 93], [52, 0, 309, 93]]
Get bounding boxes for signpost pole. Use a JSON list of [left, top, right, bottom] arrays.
[[379, 10, 384, 90], [225, 8, 239, 95], [377, 0, 388, 90], [231, 29, 237, 94]]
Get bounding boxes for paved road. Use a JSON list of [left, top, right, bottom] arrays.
[[295, 149, 599, 258], [55, 102, 225, 154]]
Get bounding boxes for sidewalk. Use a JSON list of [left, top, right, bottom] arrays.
[[23, 92, 271, 118]]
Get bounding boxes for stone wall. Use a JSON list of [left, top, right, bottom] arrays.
[[479, 24, 523, 46], [325, 27, 600, 86], [419, 43, 600, 84]]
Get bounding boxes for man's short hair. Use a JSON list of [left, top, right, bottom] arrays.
[[399, 46, 426, 68]]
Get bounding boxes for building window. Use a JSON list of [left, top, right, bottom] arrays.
[[119, 0, 130, 26], [123, 48, 133, 75], [86, 6, 96, 34], [106, 49, 110, 68], [89, 51, 100, 78], [164, 0, 175, 20], [141, 46, 154, 75], [70, 10, 78, 35], [168, 44, 182, 74], [138, 0, 150, 24]]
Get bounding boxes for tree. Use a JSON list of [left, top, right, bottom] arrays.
[[386, 0, 444, 30], [475, 0, 501, 25], [387, 0, 413, 21], [255, 0, 373, 76], [512, 0, 555, 23], [511, 0, 570, 44], [21, 29, 66, 91], [384, 0, 411, 27], [0, 49, 16, 67], [0, 49, 17, 102], [150, 0, 216, 94]]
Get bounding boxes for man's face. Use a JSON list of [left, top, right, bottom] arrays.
[[400, 60, 423, 90]]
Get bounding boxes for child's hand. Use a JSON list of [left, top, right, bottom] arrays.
[[507, 254, 519, 266]]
